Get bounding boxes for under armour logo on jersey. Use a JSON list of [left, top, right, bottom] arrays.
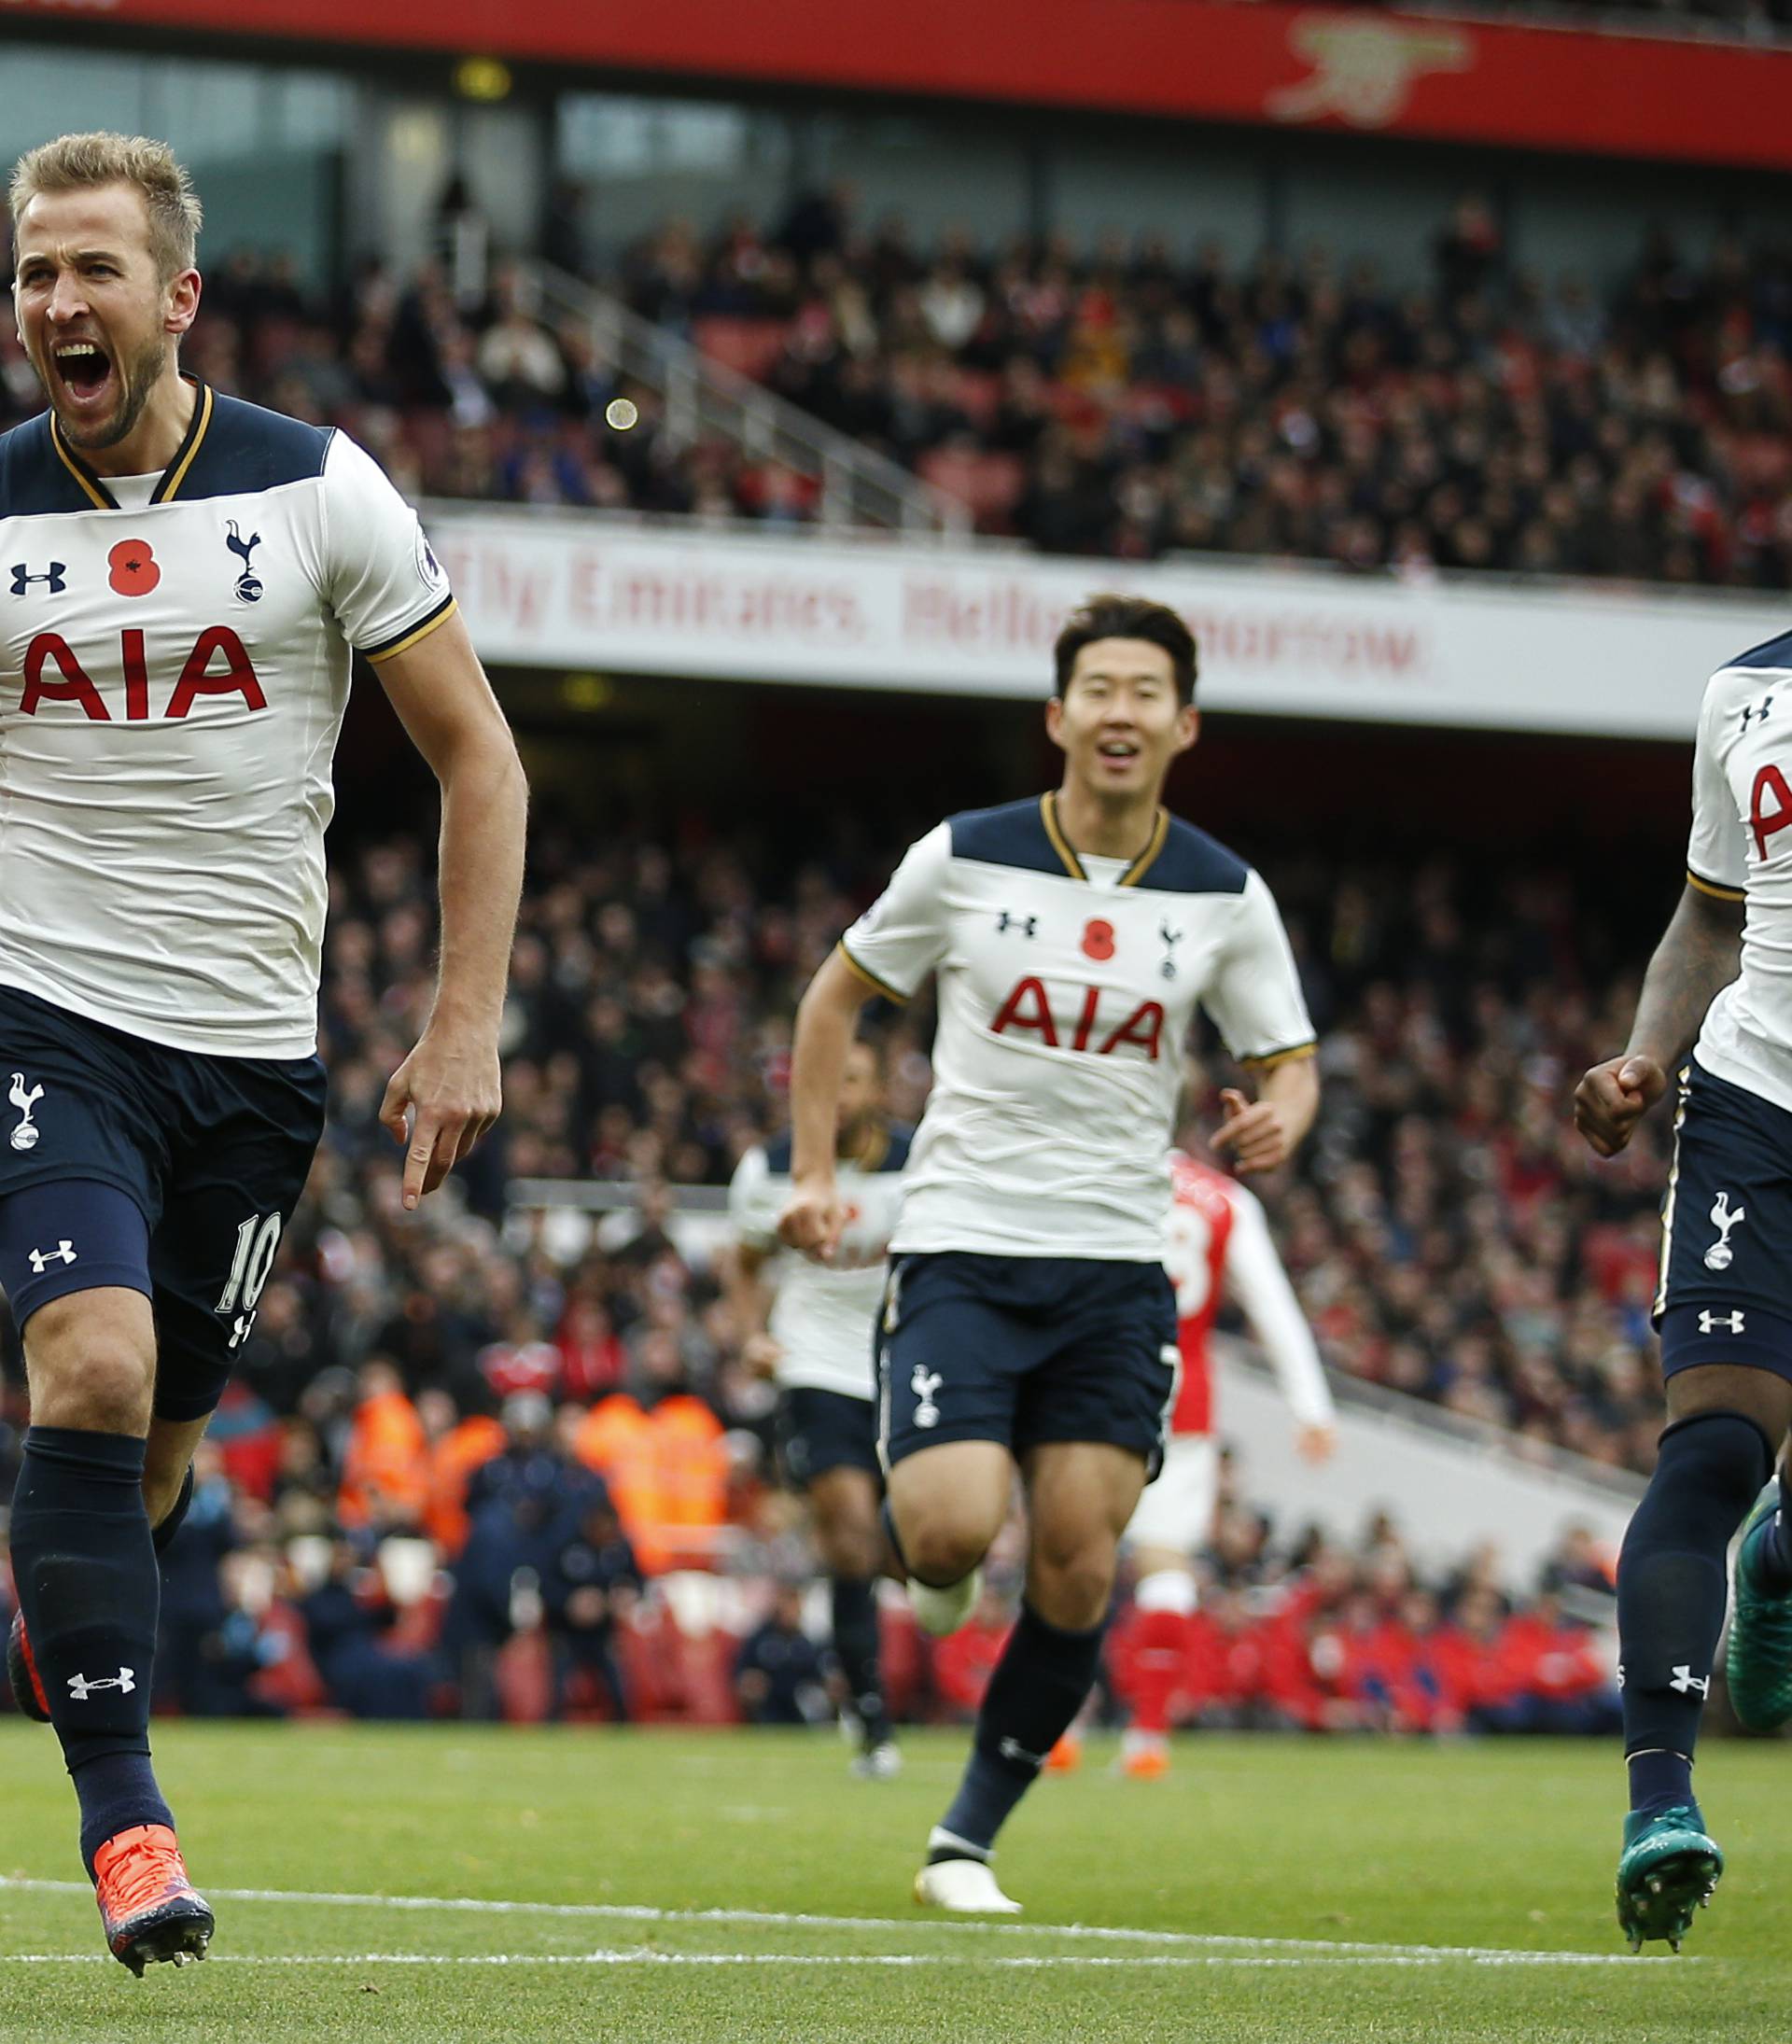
[[1743, 695, 1774, 729], [9, 562, 65, 596], [67, 1668, 135, 1701], [1159, 920, 1183, 982], [1669, 1665, 1711, 1697], [226, 521, 264, 604], [1698, 1309, 1746, 1335], [27, 1241, 76, 1274], [997, 912, 1037, 938], [1704, 1191, 1746, 1270], [911, 1365, 944, 1429], [7, 1073, 44, 1152]]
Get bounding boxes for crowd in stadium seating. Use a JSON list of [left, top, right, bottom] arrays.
[[0, 809, 1654, 1726], [9, 194, 1792, 590]]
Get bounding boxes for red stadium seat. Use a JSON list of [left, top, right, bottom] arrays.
[[916, 448, 1026, 527], [692, 317, 793, 385]]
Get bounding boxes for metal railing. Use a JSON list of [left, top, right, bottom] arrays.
[[530, 262, 971, 543]]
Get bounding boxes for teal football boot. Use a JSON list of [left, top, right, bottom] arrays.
[[1615, 1807, 1722, 1953], [1727, 1479, 1792, 1731]]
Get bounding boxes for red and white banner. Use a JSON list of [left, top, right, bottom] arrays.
[[18, 0, 1792, 176], [422, 506, 1789, 740]]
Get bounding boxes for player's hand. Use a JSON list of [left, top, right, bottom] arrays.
[[777, 1177, 846, 1263], [380, 1022, 502, 1210], [742, 1332, 784, 1378], [1212, 1088, 1295, 1176], [1295, 1423, 1337, 1465], [1574, 1054, 1668, 1158]]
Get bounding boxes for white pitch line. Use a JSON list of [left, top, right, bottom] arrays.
[[0, 1950, 1676, 1971], [0, 1877, 1674, 1968]]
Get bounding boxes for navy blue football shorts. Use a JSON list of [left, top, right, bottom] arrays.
[[1656, 1057, 1792, 1384], [875, 1251, 1179, 1473], [0, 983, 327, 1421], [777, 1385, 882, 1489]]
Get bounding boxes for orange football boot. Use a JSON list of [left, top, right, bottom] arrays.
[[1043, 1732, 1084, 1773], [1121, 1744, 1171, 1781], [91, 1824, 214, 1975]]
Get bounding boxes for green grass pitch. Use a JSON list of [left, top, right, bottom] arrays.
[[0, 1723, 1786, 2042]]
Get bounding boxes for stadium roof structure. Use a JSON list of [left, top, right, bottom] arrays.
[[42, 0, 1792, 175]]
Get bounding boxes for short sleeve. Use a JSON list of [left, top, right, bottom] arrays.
[[728, 1146, 782, 1253], [320, 432, 455, 662], [1202, 869, 1316, 1068], [1687, 684, 1747, 900], [838, 823, 953, 1003]]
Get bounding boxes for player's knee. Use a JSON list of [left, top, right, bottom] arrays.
[[903, 1520, 987, 1589], [25, 1337, 154, 1434], [1028, 1547, 1117, 1631], [818, 1516, 882, 1579]]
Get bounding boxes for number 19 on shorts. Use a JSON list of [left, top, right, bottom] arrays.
[[217, 1211, 283, 1350]]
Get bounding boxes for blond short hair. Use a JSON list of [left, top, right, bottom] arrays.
[[9, 132, 202, 282]]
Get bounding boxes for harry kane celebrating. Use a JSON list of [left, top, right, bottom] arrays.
[[0, 134, 526, 1971], [779, 595, 1317, 1911]]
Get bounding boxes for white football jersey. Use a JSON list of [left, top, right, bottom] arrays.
[[840, 794, 1314, 1261], [729, 1125, 912, 1399], [1684, 635, 1792, 1114], [0, 379, 455, 1058]]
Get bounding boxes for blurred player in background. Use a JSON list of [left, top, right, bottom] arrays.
[[779, 594, 1318, 1912], [725, 1037, 911, 1779], [0, 133, 526, 1971], [1114, 1149, 1336, 1779], [1574, 628, 1792, 1951]]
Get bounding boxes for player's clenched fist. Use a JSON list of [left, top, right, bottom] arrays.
[[1212, 1088, 1295, 1176], [777, 1180, 846, 1263], [1574, 1054, 1669, 1157]]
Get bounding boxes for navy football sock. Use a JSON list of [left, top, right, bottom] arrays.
[[9, 1427, 174, 1869], [152, 1463, 196, 1558], [1628, 1748, 1694, 1817], [933, 1602, 1105, 1858], [831, 1575, 889, 1747], [1617, 1410, 1771, 1816]]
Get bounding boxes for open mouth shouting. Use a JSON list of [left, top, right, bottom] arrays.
[[49, 336, 118, 426]]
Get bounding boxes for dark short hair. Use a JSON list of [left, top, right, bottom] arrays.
[[1053, 595, 1197, 706]]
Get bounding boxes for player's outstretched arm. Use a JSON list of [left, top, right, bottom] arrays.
[[373, 609, 529, 1207], [1212, 1055, 1319, 1177], [1575, 882, 1743, 1158], [1223, 1183, 1336, 1462], [778, 948, 871, 1262]]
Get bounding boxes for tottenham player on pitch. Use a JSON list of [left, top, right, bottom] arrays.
[[779, 595, 1317, 1911], [726, 1037, 911, 1778], [0, 134, 525, 1971], [1574, 628, 1792, 1952]]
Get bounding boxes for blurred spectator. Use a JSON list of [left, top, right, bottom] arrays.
[[734, 1583, 830, 1724], [546, 1486, 643, 1720]]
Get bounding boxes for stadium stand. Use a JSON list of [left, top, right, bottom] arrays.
[[8, 203, 1792, 588]]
